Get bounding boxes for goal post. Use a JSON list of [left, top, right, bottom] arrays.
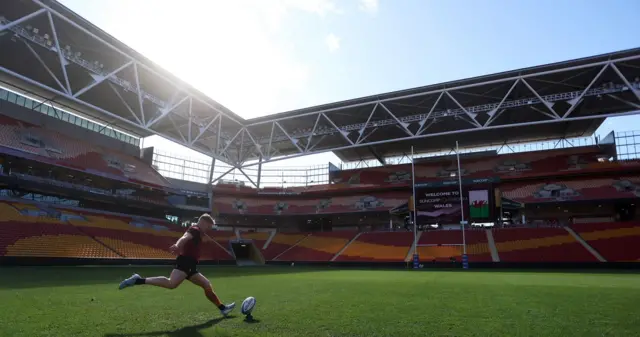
[[410, 142, 469, 269]]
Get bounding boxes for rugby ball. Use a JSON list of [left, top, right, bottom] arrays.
[[241, 296, 256, 315]]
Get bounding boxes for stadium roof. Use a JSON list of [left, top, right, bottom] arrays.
[[1, 1, 640, 168]]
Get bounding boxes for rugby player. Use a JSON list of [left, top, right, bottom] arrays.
[[118, 214, 235, 316]]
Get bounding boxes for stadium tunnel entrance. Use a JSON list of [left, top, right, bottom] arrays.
[[229, 239, 265, 266]]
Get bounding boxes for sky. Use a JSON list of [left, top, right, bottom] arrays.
[[55, 0, 640, 183]]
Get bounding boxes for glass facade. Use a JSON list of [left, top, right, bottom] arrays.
[[341, 137, 600, 170], [616, 130, 640, 160], [153, 150, 212, 184], [0, 87, 140, 147], [152, 130, 640, 187]]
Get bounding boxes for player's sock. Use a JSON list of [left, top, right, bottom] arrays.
[[218, 304, 226, 310], [134, 278, 146, 285], [204, 288, 224, 307]]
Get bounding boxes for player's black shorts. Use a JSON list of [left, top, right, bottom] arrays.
[[174, 255, 199, 279]]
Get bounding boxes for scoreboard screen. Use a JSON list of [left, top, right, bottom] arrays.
[[414, 184, 494, 225]]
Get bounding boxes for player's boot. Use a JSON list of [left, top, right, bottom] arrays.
[[118, 274, 141, 290], [220, 302, 236, 316]]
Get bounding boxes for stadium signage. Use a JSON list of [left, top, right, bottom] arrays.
[[415, 177, 499, 189], [419, 190, 460, 208]]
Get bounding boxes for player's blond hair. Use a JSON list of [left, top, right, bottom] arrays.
[[198, 213, 215, 225]]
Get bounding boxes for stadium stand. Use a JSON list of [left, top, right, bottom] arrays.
[[0, 200, 233, 261], [502, 177, 640, 203], [212, 192, 407, 215], [416, 229, 492, 262], [572, 222, 640, 262], [491, 227, 598, 262], [336, 232, 414, 262], [331, 146, 640, 187], [2, 4, 639, 271], [275, 231, 358, 261], [262, 233, 310, 260], [0, 115, 170, 188]]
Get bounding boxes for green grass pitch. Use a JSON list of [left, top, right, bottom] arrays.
[[1, 266, 640, 336]]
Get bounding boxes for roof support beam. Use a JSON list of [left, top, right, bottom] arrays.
[[237, 168, 257, 188], [108, 82, 142, 125], [275, 122, 304, 154], [46, 10, 72, 96], [521, 79, 560, 119], [244, 129, 265, 159], [240, 108, 640, 169], [611, 63, 640, 103], [444, 92, 482, 128], [4, 3, 640, 168], [484, 80, 519, 127], [220, 128, 244, 158], [0, 9, 47, 33], [368, 146, 386, 166], [190, 114, 220, 146], [417, 92, 443, 134], [187, 98, 193, 144], [266, 123, 276, 159], [305, 113, 323, 152], [246, 69, 635, 147], [21, 39, 67, 94], [244, 53, 640, 127], [168, 114, 187, 143], [356, 103, 378, 144], [380, 103, 413, 136], [322, 113, 353, 145], [133, 63, 146, 125], [146, 95, 189, 128], [563, 63, 609, 119], [74, 61, 134, 98]]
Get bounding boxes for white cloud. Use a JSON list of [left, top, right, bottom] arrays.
[[325, 33, 341, 53], [258, 0, 343, 32], [358, 0, 379, 15], [281, 0, 343, 17]]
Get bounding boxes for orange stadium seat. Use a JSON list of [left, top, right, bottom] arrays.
[[0, 220, 119, 258], [336, 232, 413, 262], [572, 222, 640, 262], [491, 227, 596, 262], [0, 201, 233, 260], [262, 233, 309, 260], [276, 231, 358, 261], [416, 229, 492, 262]]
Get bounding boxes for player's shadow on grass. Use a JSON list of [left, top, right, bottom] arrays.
[[103, 316, 234, 337]]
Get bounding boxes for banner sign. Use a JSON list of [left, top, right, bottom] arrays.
[[469, 190, 490, 218], [414, 186, 494, 224], [415, 177, 500, 189], [415, 188, 466, 224]]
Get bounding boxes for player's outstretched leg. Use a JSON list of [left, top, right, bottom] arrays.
[[119, 269, 187, 290], [189, 273, 235, 316]]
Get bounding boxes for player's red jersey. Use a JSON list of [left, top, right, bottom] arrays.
[[182, 226, 202, 261]]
